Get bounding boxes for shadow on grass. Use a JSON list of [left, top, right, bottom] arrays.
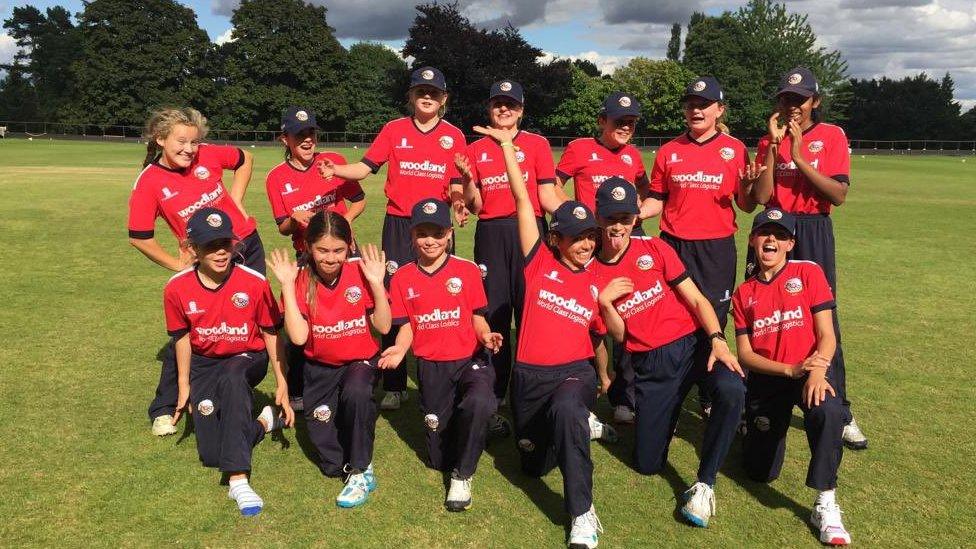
[[377, 358, 430, 466], [483, 429, 566, 528]]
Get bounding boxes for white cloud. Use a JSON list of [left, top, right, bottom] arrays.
[[0, 33, 16, 66], [214, 28, 235, 45], [541, 49, 634, 75]]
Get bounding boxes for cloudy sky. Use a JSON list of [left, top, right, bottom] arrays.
[[2, 0, 974, 108]]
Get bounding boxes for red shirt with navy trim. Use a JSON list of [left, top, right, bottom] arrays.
[[362, 117, 465, 217], [163, 263, 282, 357], [389, 255, 488, 361], [466, 131, 556, 218], [592, 236, 699, 352], [265, 151, 365, 253], [756, 122, 850, 214], [649, 132, 749, 240], [732, 260, 835, 365], [292, 258, 381, 366], [129, 144, 256, 242], [555, 138, 647, 213], [516, 241, 607, 366]]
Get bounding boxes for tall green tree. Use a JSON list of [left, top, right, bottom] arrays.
[[666, 23, 681, 61], [0, 62, 39, 120], [843, 73, 965, 140], [2, 5, 82, 121], [71, 0, 212, 126], [342, 43, 408, 133], [612, 58, 696, 135], [209, 0, 347, 132], [539, 64, 613, 136]]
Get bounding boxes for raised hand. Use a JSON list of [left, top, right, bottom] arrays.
[[454, 152, 473, 181], [599, 277, 634, 305], [266, 248, 300, 286], [788, 120, 804, 159], [472, 125, 517, 144], [357, 243, 387, 286], [739, 160, 768, 182], [767, 112, 786, 145], [317, 157, 336, 179]]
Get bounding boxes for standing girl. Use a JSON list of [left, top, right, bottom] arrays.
[[750, 67, 867, 449], [166, 208, 292, 516], [128, 107, 262, 435], [378, 199, 502, 512], [477, 124, 607, 548], [267, 211, 389, 509], [319, 66, 466, 410]]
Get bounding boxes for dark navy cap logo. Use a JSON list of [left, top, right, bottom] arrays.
[[595, 177, 639, 217], [410, 66, 448, 92], [281, 106, 319, 135], [490, 79, 524, 104], [777, 67, 819, 97], [602, 92, 641, 119], [186, 207, 235, 245], [410, 198, 452, 229], [751, 208, 797, 235], [682, 76, 724, 103]]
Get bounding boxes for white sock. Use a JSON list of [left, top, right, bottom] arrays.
[[228, 478, 263, 515], [817, 489, 836, 506]]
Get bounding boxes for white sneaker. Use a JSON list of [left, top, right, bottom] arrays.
[[289, 396, 304, 412], [680, 482, 715, 527], [336, 472, 372, 508], [257, 405, 286, 433], [380, 390, 408, 410], [588, 412, 618, 443], [811, 500, 852, 545], [151, 415, 178, 436], [842, 417, 868, 450], [612, 405, 635, 424], [445, 475, 472, 512], [568, 505, 603, 548]]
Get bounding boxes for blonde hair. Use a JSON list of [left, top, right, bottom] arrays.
[[142, 107, 210, 167]]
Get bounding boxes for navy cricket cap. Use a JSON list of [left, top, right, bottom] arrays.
[[410, 66, 448, 92], [186, 207, 235, 246], [681, 76, 724, 103], [549, 201, 597, 238], [489, 79, 524, 104], [601, 92, 641, 119], [751, 208, 796, 236], [281, 106, 319, 135], [595, 178, 639, 217], [777, 67, 819, 98], [410, 198, 452, 229]]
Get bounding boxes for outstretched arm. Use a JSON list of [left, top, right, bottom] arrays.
[[473, 126, 537, 256]]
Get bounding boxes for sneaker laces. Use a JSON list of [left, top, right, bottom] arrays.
[[572, 506, 604, 535], [686, 482, 716, 515], [815, 501, 845, 529]]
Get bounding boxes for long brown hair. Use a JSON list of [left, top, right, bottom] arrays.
[[142, 107, 209, 167], [303, 210, 354, 315]]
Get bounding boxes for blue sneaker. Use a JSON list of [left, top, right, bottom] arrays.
[[363, 463, 377, 491], [336, 472, 371, 508]]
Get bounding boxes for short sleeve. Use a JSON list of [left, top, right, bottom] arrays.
[[824, 127, 851, 183], [589, 306, 607, 337], [128, 177, 159, 239], [209, 144, 245, 170], [522, 239, 545, 276], [656, 241, 689, 286], [363, 122, 393, 172], [534, 137, 557, 185], [466, 264, 489, 313], [389, 271, 409, 325], [447, 129, 465, 183], [631, 146, 648, 183], [265, 173, 289, 224], [294, 273, 311, 319], [555, 143, 578, 181], [732, 287, 749, 336], [341, 179, 366, 202], [257, 281, 283, 329], [648, 148, 668, 198], [805, 264, 836, 312], [163, 285, 188, 337]]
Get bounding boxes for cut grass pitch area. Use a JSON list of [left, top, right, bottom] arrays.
[[0, 139, 973, 547]]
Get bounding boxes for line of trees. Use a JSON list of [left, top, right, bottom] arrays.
[[1, 0, 973, 139]]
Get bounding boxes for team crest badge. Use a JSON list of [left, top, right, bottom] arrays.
[[618, 96, 632, 107], [785, 277, 803, 294], [313, 405, 332, 422], [808, 140, 824, 153], [621, 154, 633, 165], [345, 286, 362, 304], [385, 260, 399, 275], [637, 254, 654, 271], [754, 416, 770, 432], [518, 438, 536, 452], [231, 292, 249, 308], [572, 206, 587, 220], [295, 110, 308, 122], [194, 166, 210, 180], [439, 135, 454, 149], [421, 69, 434, 80], [515, 150, 526, 162], [766, 209, 783, 220], [446, 277, 463, 295], [611, 186, 626, 201], [422, 201, 438, 214], [720, 147, 735, 161], [693, 80, 707, 92], [500, 81, 512, 92], [424, 413, 439, 431], [206, 213, 223, 227], [197, 399, 214, 416], [478, 264, 488, 279], [788, 73, 803, 85]]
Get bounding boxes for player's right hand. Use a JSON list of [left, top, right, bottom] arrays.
[[599, 277, 634, 305], [266, 248, 300, 286], [317, 157, 336, 179], [378, 346, 406, 369], [172, 388, 190, 425], [767, 112, 786, 145]]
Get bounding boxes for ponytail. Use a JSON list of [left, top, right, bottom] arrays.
[[142, 107, 210, 167]]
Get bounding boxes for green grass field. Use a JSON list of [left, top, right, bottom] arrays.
[[1, 138, 974, 547]]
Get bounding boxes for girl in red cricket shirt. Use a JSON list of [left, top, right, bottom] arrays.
[[750, 67, 867, 450], [733, 208, 852, 546], [267, 211, 390, 509], [473, 124, 608, 549], [377, 198, 502, 512], [166, 208, 293, 517], [453, 79, 563, 435], [590, 179, 743, 528], [266, 106, 367, 412], [555, 91, 649, 425], [128, 107, 262, 436], [319, 66, 466, 411]]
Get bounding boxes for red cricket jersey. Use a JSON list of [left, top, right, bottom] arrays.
[[129, 144, 257, 241], [516, 241, 606, 366], [555, 138, 647, 213], [389, 255, 488, 361], [265, 152, 365, 253], [466, 130, 556, 218], [362, 117, 465, 217], [756, 122, 850, 214], [292, 258, 381, 366], [164, 263, 282, 357], [732, 261, 835, 365], [650, 132, 749, 240], [592, 237, 699, 352]]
